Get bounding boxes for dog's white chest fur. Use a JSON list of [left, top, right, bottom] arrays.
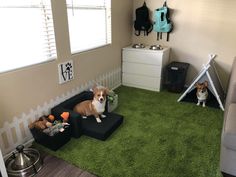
[[92, 100, 105, 114], [197, 90, 208, 101]]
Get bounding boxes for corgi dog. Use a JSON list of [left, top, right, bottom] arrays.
[[195, 81, 208, 107], [73, 86, 108, 123]]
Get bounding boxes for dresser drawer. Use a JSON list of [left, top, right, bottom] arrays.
[[122, 61, 161, 77], [122, 49, 163, 66], [122, 46, 170, 92], [122, 73, 161, 91]]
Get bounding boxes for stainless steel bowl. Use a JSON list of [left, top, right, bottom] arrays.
[[132, 43, 145, 48], [149, 45, 163, 50], [5, 145, 43, 177]]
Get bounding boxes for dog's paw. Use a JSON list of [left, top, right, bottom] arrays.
[[82, 116, 87, 119], [101, 114, 106, 118], [196, 103, 200, 106], [96, 118, 102, 123]]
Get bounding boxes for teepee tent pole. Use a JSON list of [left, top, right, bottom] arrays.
[[206, 70, 224, 111]]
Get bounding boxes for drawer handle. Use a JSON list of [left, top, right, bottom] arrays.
[[171, 67, 178, 70]]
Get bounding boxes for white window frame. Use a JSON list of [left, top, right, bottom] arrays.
[[0, 0, 57, 73], [66, 0, 111, 54]]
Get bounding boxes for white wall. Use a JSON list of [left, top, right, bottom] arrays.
[[133, 0, 236, 90]]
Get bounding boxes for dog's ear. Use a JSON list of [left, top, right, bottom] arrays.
[[195, 83, 200, 88], [28, 122, 35, 129], [91, 83, 99, 92], [105, 87, 110, 95], [92, 86, 98, 94], [204, 81, 208, 87]]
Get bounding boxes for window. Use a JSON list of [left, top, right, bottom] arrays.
[[0, 0, 56, 73], [66, 0, 111, 53]]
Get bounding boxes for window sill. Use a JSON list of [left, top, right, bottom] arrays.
[[0, 58, 56, 74], [71, 43, 112, 56]]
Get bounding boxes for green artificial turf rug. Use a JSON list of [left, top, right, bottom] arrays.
[[36, 86, 224, 177]]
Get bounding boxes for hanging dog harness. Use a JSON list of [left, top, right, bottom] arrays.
[[153, 1, 173, 41], [134, 2, 153, 36]]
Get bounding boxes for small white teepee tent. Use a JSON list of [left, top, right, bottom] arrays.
[[177, 54, 225, 111]]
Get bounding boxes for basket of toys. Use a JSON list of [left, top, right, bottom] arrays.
[[29, 112, 71, 151], [107, 91, 118, 112]]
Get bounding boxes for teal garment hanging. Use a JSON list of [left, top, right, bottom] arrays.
[[153, 1, 173, 41]]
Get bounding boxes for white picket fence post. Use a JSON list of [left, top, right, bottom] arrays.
[[0, 148, 8, 177]]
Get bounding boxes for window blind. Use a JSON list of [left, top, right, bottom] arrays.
[[66, 0, 111, 54], [42, 2, 57, 59], [0, 0, 57, 73]]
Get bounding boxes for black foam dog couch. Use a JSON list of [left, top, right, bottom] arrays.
[[51, 91, 123, 140]]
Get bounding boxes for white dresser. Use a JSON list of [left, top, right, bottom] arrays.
[[122, 46, 170, 92]]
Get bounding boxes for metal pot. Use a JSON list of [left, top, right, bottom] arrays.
[[5, 145, 43, 177]]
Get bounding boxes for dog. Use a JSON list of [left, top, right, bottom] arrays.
[[195, 81, 208, 107], [73, 86, 108, 123]]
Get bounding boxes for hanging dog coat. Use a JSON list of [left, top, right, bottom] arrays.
[[153, 1, 173, 41], [134, 2, 153, 36]]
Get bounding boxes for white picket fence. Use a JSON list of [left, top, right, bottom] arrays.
[[0, 67, 121, 156]]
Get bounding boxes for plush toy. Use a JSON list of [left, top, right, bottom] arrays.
[[48, 114, 55, 122], [29, 113, 70, 136], [29, 116, 52, 130], [60, 112, 69, 122], [43, 121, 70, 136]]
